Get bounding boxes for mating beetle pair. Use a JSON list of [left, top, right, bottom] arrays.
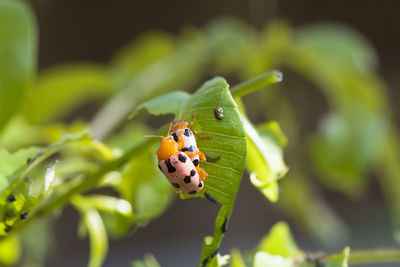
[[153, 115, 210, 195]]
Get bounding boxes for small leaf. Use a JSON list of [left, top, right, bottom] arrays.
[[0, 147, 42, 194], [72, 195, 108, 267], [253, 252, 295, 267], [245, 119, 288, 202], [257, 221, 301, 258], [83, 195, 133, 237], [131, 253, 161, 267], [230, 248, 248, 267], [129, 91, 190, 119], [207, 253, 230, 267], [324, 247, 350, 267], [0, 0, 37, 130]]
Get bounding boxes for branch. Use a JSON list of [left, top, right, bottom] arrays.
[[230, 70, 282, 98], [348, 248, 400, 264]]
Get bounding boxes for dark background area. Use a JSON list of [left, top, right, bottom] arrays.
[[27, 0, 400, 266]]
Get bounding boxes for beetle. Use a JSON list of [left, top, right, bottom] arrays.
[[158, 152, 207, 194]]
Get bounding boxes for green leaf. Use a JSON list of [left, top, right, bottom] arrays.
[[22, 63, 114, 124], [83, 195, 133, 237], [118, 149, 173, 224], [129, 91, 190, 118], [245, 120, 288, 202], [131, 253, 161, 267], [178, 78, 246, 266], [112, 32, 175, 87], [309, 111, 387, 196], [230, 248, 248, 267], [257, 221, 301, 258], [0, 0, 37, 131], [178, 77, 246, 205], [324, 247, 350, 267], [72, 195, 108, 267], [132, 77, 246, 266], [207, 253, 230, 267], [0, 235, 20, 265], [253, 252, 295, 267], [0, 147, 42, 195]]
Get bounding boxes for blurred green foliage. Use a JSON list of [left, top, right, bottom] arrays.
[[0, 0, 399, 266]]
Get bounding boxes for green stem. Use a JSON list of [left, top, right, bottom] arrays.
[[230, 70, 283, 98], [348, 249, 400, 264], [15, 138, 158, 231]]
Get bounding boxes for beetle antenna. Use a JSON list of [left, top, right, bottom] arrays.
[[142, 135, 164, 139]]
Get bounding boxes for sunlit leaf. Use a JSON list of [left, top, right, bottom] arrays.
[[207, 253, 230, 267], [254, 252, 295, 267], [0, 115, 87, 152], [257, 221, 301, 258], [131, 253, 161, 267], [83, 195, 133, 237], [230, 248, 247, 267], [245, 119, 288, 202], [72, 195, 108, 267], [129, 91, 190, 118], [0, 0, 37, 130], [22, 63, 114, 124], [132, 77, 246, 265], [323, 247, 350, 267]]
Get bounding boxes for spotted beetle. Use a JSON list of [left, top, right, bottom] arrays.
[[158, 152, 207, 194]]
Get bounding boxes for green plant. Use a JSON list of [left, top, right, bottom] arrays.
[[1, 1, 400, 267]]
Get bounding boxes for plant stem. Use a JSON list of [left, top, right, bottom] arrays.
[[230, 70, 283, 98], [348, 248, 400, 264], [15, 138, 158, 231]]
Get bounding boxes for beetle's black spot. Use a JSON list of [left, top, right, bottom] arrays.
[[193, 159, 200, 166], [158, 164, 162, 172], [204, 192, 216, 204], [184, 128, 192, 137], [211, 249, 219, 258], [171, 132, 179, 142], [178, 153, 187, 163], [20, 212, 28, 220], [184, 176, 191, 183], [181, 146, 195, 152], [202, 258, 208, 267], [221, 218, 228, 233], [171, 183, 180, 189], [190, 169, 196, 176], [166, 159, 176, 173], [189, 190, 197, 195], [26, 152, 43, 165], [198, 182, 203, 187], [7, 195, 16, 203]]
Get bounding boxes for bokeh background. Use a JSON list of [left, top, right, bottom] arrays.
[[15, 0, 400, 266]]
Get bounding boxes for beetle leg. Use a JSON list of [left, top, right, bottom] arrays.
[[196, 166, 208, 181]]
